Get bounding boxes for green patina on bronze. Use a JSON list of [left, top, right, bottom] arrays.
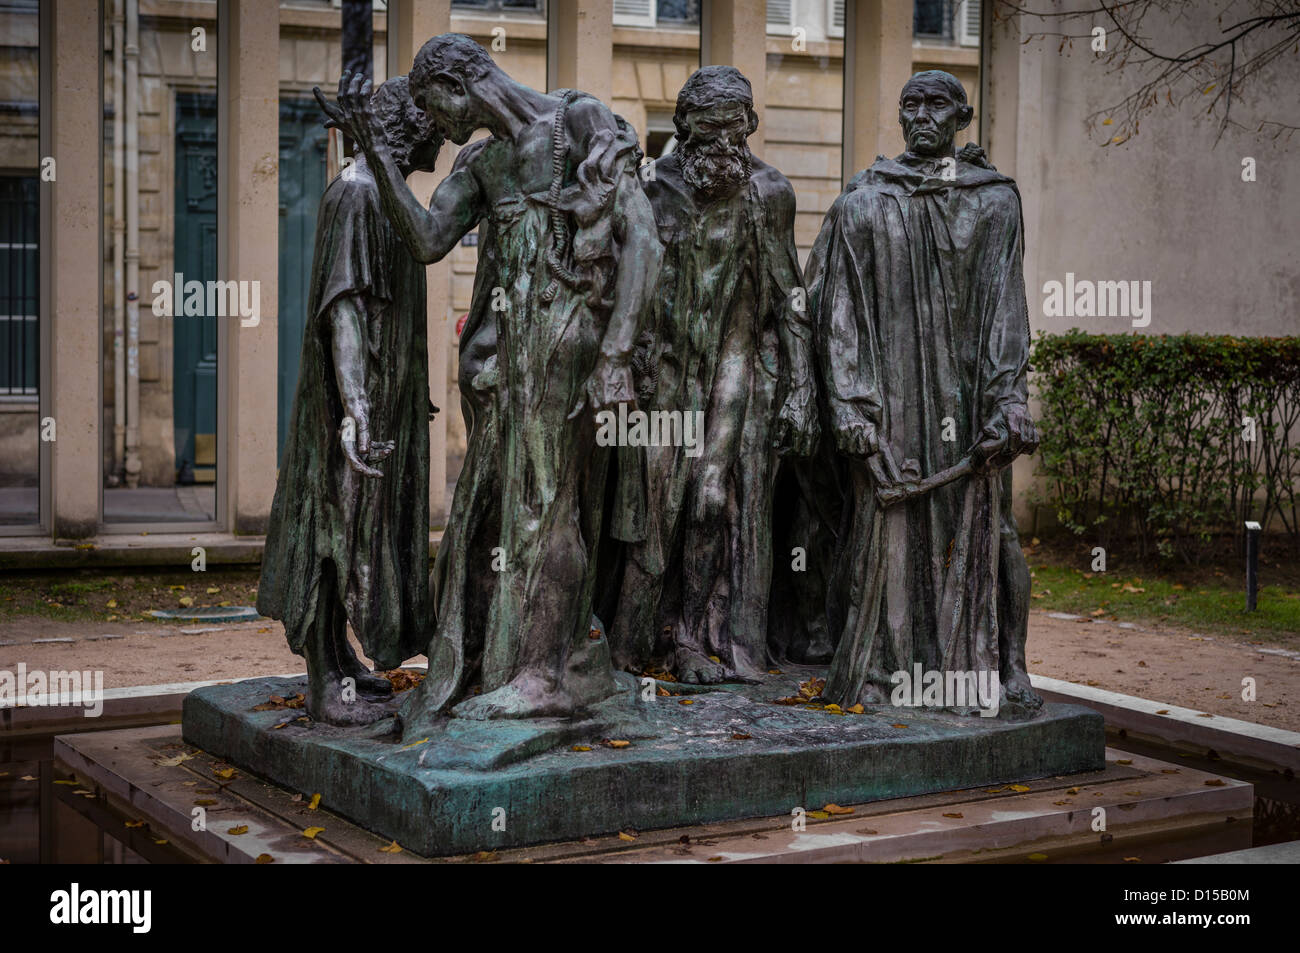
[[258, 77, 441, 726]]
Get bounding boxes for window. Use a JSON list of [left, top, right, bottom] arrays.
[[827, 0, 845, 38], [453, 0, 544, 12], [0, 176, 38, 398], [914, 0, 952, 40], [766, 0, 794, 33], [614, 0, 699, 28]]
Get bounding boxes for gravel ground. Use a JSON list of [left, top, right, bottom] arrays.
[[1, 609, 1295, 730]]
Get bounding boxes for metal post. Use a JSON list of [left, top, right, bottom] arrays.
[[1245, 520, 1260, 612]]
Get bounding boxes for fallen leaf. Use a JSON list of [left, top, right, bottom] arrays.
[[206, 587, 220, 595], [53, 779, 78, 786], [194, 799, 217, 807], [125, 820, 145, 829], [1066, 787, 1080, 795], [1027, 852, 1049, 861], [823, 803, 854, 815], [806, 810, 830, 819], [1123, 856, 1142, 863], [846, 703, 865, 714], [213, 767, 236, 780], [891, 723, 908, 729], [106, 599, 118, 608], [1160, 768, 1180, 775], [178, 596, 194, 607], [302, 826, 325, 839], [679, 699, 694, 706], [1155, 710, 1169, 715], [227, 825, 249, 835], [1009, 784, 1031, 793], [942, 812, 964, 819], [308, 793, 321, 810], [1116, 759, 1133, 765], [256, 854, 274, 864], [378, 841, 402, 854], [707, 855, 724, 862], [731, 733, 752, 740], [399, 737, 429, 751], [154, 752, 195, 767], [1204, 779, 1226, 787], [470, 851, 498, 863], [618, 831, 637, 842], [570, 745, 592, 752], [603, 739, 631, 749]]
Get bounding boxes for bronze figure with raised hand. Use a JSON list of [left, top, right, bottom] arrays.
[[317, 34, 662, 726], [259, 76, 442, 726]]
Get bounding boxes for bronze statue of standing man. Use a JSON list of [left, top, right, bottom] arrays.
[[259, 77, 442, 725], [810, 71, 1040, 712], [320, 35, 661, 726], [606, 66, 817, 684]]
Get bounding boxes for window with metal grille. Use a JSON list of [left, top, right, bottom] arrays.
[[0, 175, 38, 398]]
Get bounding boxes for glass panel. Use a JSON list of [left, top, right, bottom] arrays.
[[0, 0, 41, 528], [914, 0, 952, 40], [767, 1, 843, 269], [102, 3, 219, 522], [277, 1, 392, 462]]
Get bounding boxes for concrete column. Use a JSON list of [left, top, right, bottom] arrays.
[[48, 0, 101, 538], [394, 0, 452, 527], [547, 0, 613, 105], [981, 4, 1046, 529], [699, 0, 767, 157], [841, 0, 912, 183], [220, 0, 279, 534]]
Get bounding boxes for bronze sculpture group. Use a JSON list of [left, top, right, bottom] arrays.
[[260, 35, 1042, 734]]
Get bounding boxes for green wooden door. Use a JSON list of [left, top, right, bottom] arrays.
[[277, 98, 329, 459], [173, 93, 219, 483]]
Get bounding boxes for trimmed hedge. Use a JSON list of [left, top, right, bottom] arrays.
[[1031, 331, 1300, 561]]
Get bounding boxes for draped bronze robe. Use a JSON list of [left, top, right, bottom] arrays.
[[811, 156, 1032, 706], [258, 159, 429, 671]]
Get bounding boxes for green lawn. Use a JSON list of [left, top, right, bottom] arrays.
[[1029, 564, 1300, 642]]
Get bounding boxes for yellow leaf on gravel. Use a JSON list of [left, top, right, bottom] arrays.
[[227, 825, 248, 835], [847, 703, 865, 714], [707, 856, 724, 862], [807, 810, 830, 819], [213, 767, 236, 780], [823, 804, 854, 815], [618, 831, 637, 842], [604, 739, 631, 748], [1027, 852, 1049, 861], [1009, 784, 1031, 793], [302, 826, 325, 839], [178, 596, 194, 607], [1116, 759, 1133, 765], [106, 599, 118, 608], [378, 841, 403, 853], [570, 745, 591, 752], [942, 812, 964, 819], [308, 793, 321, 810], [194, 799, 217, 807], [679, 699, 694, 705], [206, 587, 220, 595]]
